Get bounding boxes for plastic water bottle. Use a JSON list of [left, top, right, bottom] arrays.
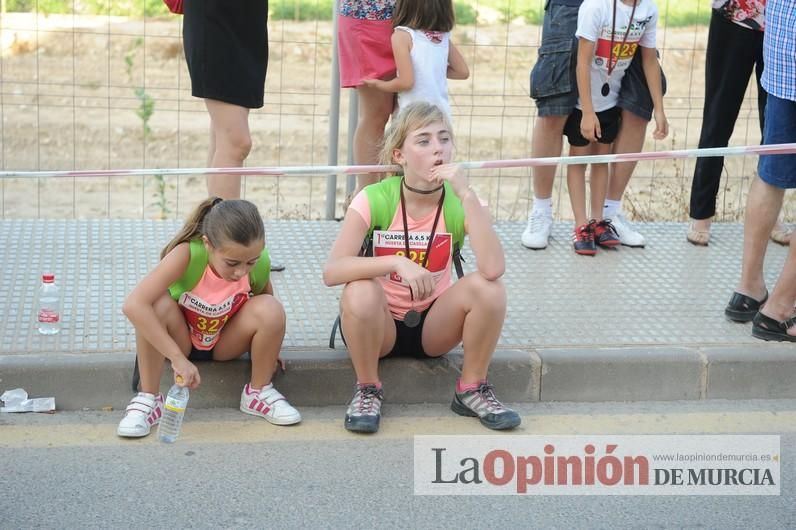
[[158, 378, 190, 444], [37, 273, 61, 335]]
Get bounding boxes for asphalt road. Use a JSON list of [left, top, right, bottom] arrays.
[[2, 399, 795, 529]]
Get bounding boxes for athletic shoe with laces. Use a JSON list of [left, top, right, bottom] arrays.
[[572, 222, 597, 255], [240, 383, 301, 425], [117, 392, 164, 438], [521, 210, 553, 249], [451, 382, 521, 430], [344, 384, 384, 433], [611, 211, 646, 247], [594, 219, 621, 247]]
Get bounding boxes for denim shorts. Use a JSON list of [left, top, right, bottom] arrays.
[[530, 0, 666, 121], [758, 94, 796, 189]]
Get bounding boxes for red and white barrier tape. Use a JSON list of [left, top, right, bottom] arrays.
[[1, 143, 794, 179]]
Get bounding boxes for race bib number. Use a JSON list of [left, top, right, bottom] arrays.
[[373, 230, 452, 284], [179, 291, 249, 348]]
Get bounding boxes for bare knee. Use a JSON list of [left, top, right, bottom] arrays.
[[217, 128, 253, 162], [341, 280, 386, 321], [468, 275, 506, 311], [249, 295, 286, 332]]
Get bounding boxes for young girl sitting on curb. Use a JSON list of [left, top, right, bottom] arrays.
[[324, 102, 521, 434], [117, 198, 300, 437]]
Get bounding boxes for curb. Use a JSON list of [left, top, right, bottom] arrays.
[[1, 344, 793, 411]]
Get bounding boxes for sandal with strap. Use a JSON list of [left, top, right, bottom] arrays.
[[770, 225, 792, 246], [686, 222, 710, 246], [752, 312, 796, 342], [725, 291, 768, 323]]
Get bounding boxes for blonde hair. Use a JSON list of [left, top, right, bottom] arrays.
[[161, 198, 265, 259], [379, 102, 454, 166]]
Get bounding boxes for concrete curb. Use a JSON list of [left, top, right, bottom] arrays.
[[0, 348, 539, 411], [1, 344, 792, 411]]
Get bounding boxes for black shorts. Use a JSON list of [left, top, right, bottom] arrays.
[[339, 301, 437, 360], [188, 346, 214, 362], [563, 107, 622, 147]]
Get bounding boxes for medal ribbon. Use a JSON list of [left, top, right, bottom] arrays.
[[607, 0, 638, 78], [400, 178, 445, 302]]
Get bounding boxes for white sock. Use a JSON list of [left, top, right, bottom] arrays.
[[604, 199, 621, 219], [532, 196, 553, 218]]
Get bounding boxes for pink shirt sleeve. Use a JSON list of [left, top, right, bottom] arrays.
[[349, 189, 371, 226]]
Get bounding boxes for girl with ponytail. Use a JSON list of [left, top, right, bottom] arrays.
[[117, 198, 301, 438]]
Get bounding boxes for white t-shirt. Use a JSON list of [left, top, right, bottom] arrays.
[[394, 26, 452, 119], [575, 0, 658, 111]]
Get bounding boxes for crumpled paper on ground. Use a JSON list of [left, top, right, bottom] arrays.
[[1, 388, 56, 412]]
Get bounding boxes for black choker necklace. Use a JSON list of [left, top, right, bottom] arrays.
[[402, 178, 444, 195]]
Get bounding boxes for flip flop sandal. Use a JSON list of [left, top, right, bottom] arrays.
[[725, 291, 768, 323], [752, 312, 796, 342], [686, 223, 710, 246], [770, 225, 792, 246]]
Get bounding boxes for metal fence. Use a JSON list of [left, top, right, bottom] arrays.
[[0, 1, 790, 222]]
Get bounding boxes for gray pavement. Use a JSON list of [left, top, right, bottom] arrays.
[[2, 399, 795, 529], [0, 219, 794, 410]]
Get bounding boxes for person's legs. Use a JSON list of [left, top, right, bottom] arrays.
[[422, 274, 520, 430], [524, 0, 580, 249], [339, 279, 395, 433], [609, 48, 666, 247], [689, 13, 758, 233], [204, 99, 252, 199], [522, 115, 568, 249], [135, 294, 192, 394], [353, 86, 394, 193], [118, 293, 191, 437], [755, 239, 796, 340], [213, 295, 300, 425], [735, 176, 783, 302]]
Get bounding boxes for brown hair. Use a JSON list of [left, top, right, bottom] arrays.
[[160, 198, 265, 259], [379, 101, 454, 166], [392, 0, 455, 32]]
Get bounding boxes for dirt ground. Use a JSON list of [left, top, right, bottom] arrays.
[[0, 13, 791, 222]]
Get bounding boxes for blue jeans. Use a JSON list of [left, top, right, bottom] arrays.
[[759, 94, 796, 189]]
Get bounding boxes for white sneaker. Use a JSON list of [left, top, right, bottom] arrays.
[[521, 210, 553, 249], [240, 383, 301, 425], [117, 392, 164, 438], [611, 212, 645, 247]]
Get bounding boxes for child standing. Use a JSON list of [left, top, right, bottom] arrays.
[[324, 102, 520, 434], [566, 0, 668, 255], [117, 198, 300, 438], [363, 0, 469, 120]]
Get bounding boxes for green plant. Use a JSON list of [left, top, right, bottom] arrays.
[[126, 39, 169, 219]]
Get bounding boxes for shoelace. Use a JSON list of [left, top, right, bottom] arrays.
[[355, 386, 382, 414], [576, 224, 594, 242], [528, 211, 547, 231], [599, 219, 617, 234], [475, 383, 504, 413]]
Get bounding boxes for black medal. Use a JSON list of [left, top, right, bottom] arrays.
[[601, 83, 610, 97], [403, 309, 422, 328]]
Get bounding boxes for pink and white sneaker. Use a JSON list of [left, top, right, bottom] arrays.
[[117, 392, 164, 438], [240, 383, 301, 425]]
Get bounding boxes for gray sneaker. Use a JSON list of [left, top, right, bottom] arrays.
[[451, 382, 521, 430], [344, 384, 384, 433]]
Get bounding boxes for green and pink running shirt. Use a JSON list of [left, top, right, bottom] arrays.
[[349, 189, 454, 320], [176, 265, 251, 350]]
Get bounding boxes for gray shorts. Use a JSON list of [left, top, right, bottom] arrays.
[[530, 0, 666, 121]]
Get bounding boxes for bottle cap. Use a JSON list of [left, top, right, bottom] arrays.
[[42, 273, 55, 283]]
